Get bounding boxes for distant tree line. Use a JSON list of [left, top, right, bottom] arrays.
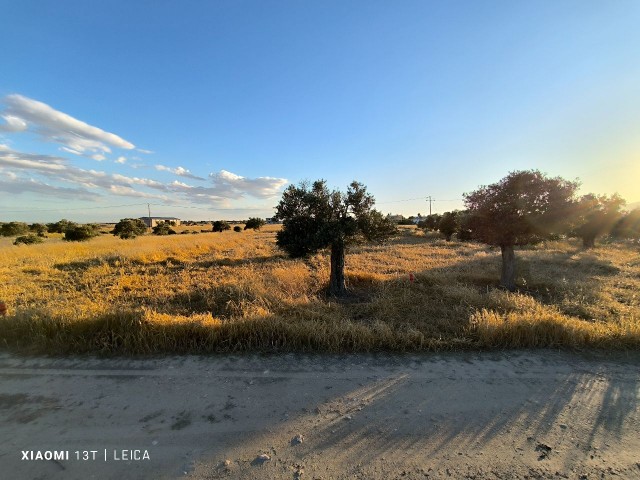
[[414, 171, 639, 290], [1, 219, 100, 242]]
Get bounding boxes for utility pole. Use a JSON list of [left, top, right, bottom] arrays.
[[147, 203, 152, 231], [427, 196, 433, 216]]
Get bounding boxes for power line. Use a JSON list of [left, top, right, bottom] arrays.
[[376, 196, 461, 204]]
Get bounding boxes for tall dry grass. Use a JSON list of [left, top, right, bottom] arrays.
[[0, 226, 638, 354]]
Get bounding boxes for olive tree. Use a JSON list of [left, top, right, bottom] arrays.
[[274, 180, 397, 296], [612, 208, 640, 240], [572, 194, 625, 248], [464, 170, 578, 291]]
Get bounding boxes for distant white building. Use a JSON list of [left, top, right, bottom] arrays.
[[140, 217, 181, 228], [386, 214, 405, 223]]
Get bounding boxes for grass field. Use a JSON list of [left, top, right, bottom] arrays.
[[1, 225, 638, 354]]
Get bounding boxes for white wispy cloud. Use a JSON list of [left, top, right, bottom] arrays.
[[0, 94, 135, 158], [115, 156, 127, 164], [209, 170, 288, 198], [155, 164, 206, 180], [108, 185, 168, 200], [1, 146, 286, 206], [0, 115, 27, 132], [0, 176, 99, 200]]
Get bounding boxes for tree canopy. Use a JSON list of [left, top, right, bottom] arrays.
[[275, 180, 396, 295]]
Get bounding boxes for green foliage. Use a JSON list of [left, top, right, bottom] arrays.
[[152, 222, 176, 235], [275, 180, 396, 295], [13, 234, 44, 246], [464, 170, 578, 247], [456, 210, 474, 241], [418, 214, 442, 231], [47, 219, 75, 234], [212, 221, 231, 232], [29, 223, 48, 236], [275, 180, 396, 257], [233, 225, 242, 232], [112, 218, 148, 239], [244, 217, 266, 231], [0, 222, 30, 237], [438, 211, 458, 241], [63, 224, 100, 242]]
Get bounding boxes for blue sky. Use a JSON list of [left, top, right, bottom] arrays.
[[1, 0, 639, 222]]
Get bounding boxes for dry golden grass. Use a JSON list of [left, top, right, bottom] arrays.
[[1, 225, 638, 354]]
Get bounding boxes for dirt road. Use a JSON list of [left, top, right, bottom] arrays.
[[0, 351, 638, 479]]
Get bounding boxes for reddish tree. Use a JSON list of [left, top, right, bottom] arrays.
[[464, 170, 578, 291]]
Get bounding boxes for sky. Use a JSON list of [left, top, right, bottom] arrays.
[[1, 0, 639, 223]]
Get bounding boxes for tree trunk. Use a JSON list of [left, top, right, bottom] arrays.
[[329, 241, 347, 296], [500, 245, 516, 292]]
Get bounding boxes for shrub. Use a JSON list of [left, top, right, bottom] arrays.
[[63, 224, 100, 242], [244, 217, 266, 231], [233, 226, 242, 232], [112, 218, 148, 239], [438, 211, 458, 241], [29, 223, 48, 236], [152, 222, 176, 235], [47, 219, 75, 234], [13, 234, 44, 246], [212, 221, 231, 232], [0, 222, 29, 237]]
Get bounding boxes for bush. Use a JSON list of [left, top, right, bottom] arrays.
[[0, 222, 30, 237], [63, 224, 100, 242], [47, 219, 75, 234], [29, 223, 48, 236], [112, 218, 147, 239], [244, 217, 266, 231], [233, 226, 242, 232], [438, 211, 458, 241], [212, 221, 231, 232], [152, 222, 176, 235], [13, 234, 44, 246]]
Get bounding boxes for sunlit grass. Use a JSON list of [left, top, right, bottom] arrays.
[[0, 225, 638, 354]]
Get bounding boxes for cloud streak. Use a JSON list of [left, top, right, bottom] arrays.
[[1, 146, 287, 205], [155, 164, 206, 181], [0, 94, 135, 158]]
